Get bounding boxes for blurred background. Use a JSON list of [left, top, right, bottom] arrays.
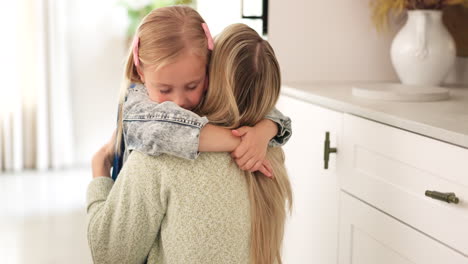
[[0, 0, 277, 263], [0, 0, 466, 263]]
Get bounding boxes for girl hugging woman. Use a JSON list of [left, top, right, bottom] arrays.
[[87, 5, 292, 264], [111, 6, 291, 180]]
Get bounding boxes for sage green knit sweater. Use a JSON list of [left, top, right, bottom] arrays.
[[86, 151, 251, 264]]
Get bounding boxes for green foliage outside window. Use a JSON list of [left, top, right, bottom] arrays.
[[119, 0, 194, 37]]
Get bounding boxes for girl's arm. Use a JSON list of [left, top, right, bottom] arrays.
[[123, 99, 241, 159], [122, 85, 239, 159], [122, 86, 289, 173], [198, 107, 291, 153], [198, 124, 240, 152]]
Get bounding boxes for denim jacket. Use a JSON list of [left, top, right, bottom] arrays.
[[112, 83, 292, 180]]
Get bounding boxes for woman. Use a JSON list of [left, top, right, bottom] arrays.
[[87, 24, 292, 264]]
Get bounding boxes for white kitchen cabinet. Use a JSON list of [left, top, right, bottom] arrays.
[[278, 85, 468, 264], [338, 113, 468, 264], [338, 192, 467, 264], [339, 113, 468, 255], [276, 95, 342, 264]]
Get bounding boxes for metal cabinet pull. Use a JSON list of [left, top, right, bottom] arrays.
[[324, 132, 337, 170], [425, 190, 460, 204]]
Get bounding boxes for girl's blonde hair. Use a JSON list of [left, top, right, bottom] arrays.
[[197, 23, 293, 264], [116, 5, 210, 153]]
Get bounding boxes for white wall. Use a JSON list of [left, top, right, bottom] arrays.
[[197, 0, 263, 37], [197, 0, 242, 36], [445, 58, 468, 85], [269, 0, 399, 83], [68, 0, 128, 165], [268, 0, 467, 85]]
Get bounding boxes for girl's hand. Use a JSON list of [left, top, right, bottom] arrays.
[[231, 125, 274, 178], [91, 132, 116, 179]]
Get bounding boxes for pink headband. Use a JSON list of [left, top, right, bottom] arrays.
[[132, 35, 140, 67], [132, 23, 213, 68], [202, 23, 214, 50]]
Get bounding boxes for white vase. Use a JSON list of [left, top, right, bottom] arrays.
[[390, 10, 456, 86]]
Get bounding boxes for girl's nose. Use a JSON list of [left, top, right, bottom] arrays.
[[174, 96, 188, 109]]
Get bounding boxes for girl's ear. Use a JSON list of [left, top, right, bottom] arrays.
[[136, 66, 145, 83]]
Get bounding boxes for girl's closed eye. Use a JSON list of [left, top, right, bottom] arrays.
[[186, 83, 199, 90], [158, 86, 172, 94]]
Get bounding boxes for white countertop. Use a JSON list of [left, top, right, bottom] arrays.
[[282, 82, 468, 149]]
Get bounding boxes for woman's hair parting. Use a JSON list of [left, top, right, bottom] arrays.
[[197, 23, 293, 264], [115, 5, 213, 155]]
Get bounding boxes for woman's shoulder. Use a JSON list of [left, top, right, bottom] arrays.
[[125, 151, 243, 192], [127, 151, 234, 172]]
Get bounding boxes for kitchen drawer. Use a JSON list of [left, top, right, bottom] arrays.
[[339, 113, 468, 256], [339, 192, 467, 264]]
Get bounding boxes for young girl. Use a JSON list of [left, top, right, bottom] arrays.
[[112, 5, 291, 179]]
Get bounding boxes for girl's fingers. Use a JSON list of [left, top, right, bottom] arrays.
[[263, 160, 274, 178], [241, 158, 256, 171], [250, 160, 263, 173], [232, 144, 248, 159], [232, 126, 250, 137], [258, 164, 272, 178], [231, 130, 242, 137], [235, 152, 253, 167]]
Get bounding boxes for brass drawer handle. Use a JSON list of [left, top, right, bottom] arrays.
[[324, 131, 337, 170], [425, 190, 459, 204]]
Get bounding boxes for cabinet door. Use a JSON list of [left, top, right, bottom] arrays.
[[276, 95, 342, 264], [340, 113, 468, 255], [339, 191, 468, 264]]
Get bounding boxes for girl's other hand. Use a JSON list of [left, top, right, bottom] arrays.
[[231, 126, 273, 178], [91, 131, 116, 179]]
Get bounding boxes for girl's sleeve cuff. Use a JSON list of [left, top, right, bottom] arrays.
[[265, 108, 292, 147]]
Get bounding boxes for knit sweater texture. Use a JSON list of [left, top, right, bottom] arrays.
[[86, 150, 251, 264]]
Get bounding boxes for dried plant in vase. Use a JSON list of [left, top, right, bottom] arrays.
[[370, 0, 468, 30]]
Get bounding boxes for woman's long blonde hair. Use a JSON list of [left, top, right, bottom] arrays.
[[116, 6, 210, 153], [197, 23, 293, 264]]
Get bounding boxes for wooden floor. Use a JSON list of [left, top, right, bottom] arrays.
[[0, 168, 93, 264]]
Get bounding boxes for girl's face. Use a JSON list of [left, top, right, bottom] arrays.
[[138, 51, 207, 110]]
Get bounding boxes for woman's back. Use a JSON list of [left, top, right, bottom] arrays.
[[122, 151, 251, 263]]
